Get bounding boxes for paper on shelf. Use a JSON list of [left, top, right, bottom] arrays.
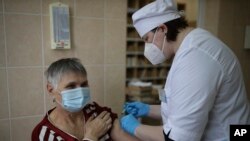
[[128, 80, 152, 87]]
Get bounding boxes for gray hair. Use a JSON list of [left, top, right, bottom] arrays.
[[45, 58, 87, 88]]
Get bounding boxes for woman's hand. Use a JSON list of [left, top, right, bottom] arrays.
[[84, 111, 112, 141]]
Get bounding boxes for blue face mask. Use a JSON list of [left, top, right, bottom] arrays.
[[59, 87, 91, 112]]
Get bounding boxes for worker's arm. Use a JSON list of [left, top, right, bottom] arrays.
[[135, 124, 165, 141], [148, 105, 161, 119]]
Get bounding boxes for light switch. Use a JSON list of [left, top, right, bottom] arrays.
[[244, 25, 250, 49]]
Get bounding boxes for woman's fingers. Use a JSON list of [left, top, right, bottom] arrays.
[[102, 112, 111, 121], [106, 119, 112, 130], [84, 111, 114, 140], [106, 117, 112, 125], [87, 114, 94, 122], [101, 112, 112, 129], [88, 111, 112, 131], [97, 111, 108, 119]]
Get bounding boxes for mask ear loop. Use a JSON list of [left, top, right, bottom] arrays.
[[162, 36, 166, 52], [53, 89, 62, 104], [152, 27, 158, 44]]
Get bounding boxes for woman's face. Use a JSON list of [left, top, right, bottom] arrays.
[[51, 72, 88, 104]]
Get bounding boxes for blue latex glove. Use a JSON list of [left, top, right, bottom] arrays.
[[120, 114, 140, 135], [124, 102, 150, 117]]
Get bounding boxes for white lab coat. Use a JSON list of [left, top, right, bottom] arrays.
[[161, 28, 250, 141]]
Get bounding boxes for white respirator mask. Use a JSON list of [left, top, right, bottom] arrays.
[[144, 29, 167, 65]]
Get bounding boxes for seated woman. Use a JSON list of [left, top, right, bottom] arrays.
[[32, 58, 140, 141]]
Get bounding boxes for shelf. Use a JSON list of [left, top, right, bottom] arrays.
[[127, 38, 144, 42], [126, 64, 171, 69], [126, 77, 166, 82], [126, 0, 167, 119], [126, 16, 170, 84], [127, 24, 134, 28], [126, 0, 169, 88], [126, 51, 144, 55], [127, 8, 138, 14]]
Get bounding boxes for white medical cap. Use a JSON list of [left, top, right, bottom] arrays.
[[132, 0, 181, 37]]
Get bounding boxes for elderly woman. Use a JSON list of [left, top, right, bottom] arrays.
[[32, 58, 139, 141]]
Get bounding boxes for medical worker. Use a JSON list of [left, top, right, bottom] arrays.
[[120, 0, 250, 141]]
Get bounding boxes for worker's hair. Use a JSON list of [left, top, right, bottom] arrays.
[[152, 17, 188, 42], [45, 58, 87, 88]]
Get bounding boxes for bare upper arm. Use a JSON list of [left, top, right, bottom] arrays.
[[110, 119, 141, 141]]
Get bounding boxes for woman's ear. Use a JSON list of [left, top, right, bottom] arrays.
[[47, 82, 54, 94]]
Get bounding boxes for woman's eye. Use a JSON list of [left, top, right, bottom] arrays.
[[67, 85, 76, 89], [81, 82, 88, 87], [81, 84, 87, 88]]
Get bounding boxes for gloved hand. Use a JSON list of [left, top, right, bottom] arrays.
[[120, 114, 140, 136], [124, 102, 150, 117]]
